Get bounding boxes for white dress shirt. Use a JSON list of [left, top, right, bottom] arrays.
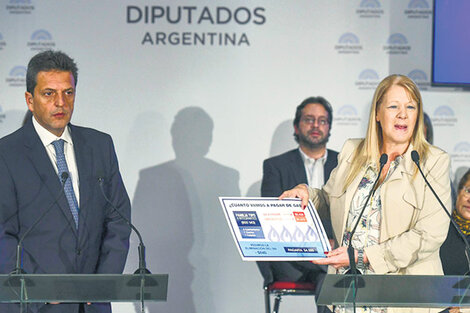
[[299, 147, 327, 189], [32, 117, 80, 206]]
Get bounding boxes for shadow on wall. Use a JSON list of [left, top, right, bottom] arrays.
[[131, 107, 241, 313], [246, 119, 296, 197]]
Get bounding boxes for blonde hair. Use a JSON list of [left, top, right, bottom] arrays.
[[343, 74, 430, 190]]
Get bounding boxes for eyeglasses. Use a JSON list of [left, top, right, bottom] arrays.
[[462, 186, 470, 198], [300, 117, 329, 126]]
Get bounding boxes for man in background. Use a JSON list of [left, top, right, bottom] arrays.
[[258, 96, 338, 313], [0, 50, 131, 313]]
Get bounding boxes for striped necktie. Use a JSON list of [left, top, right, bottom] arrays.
[[51, 139, 79, 228]]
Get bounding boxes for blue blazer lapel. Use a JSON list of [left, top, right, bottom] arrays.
[[69, 124, 93, 236], [22, 121, 78, 236]]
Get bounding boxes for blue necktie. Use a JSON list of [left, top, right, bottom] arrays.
[[52, 139, 79, 229]]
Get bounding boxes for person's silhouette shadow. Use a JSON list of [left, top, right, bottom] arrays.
[[131, 107, 241, 313], [246, 119, 297, 197]]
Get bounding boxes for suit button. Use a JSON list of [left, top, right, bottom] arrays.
[[77, 249, 81, 255]]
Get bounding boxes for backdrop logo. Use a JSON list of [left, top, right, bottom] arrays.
[[383, 33, 411, 55], [27, 29, 56, 51], [0, 33, 6, 51], [127, 6, 266, 47], [6, 65, 26, 87], [451, 142, 470, 164], [455, 142, 470, 153], [335, 33, 362, 54], [405, 0, 432, 19], [432, 105, 457, 127], [408, 69, 430, 90], [355, 69, 380, 90], [356, 0, 384, 18], [6, 0, 34, 14], [335, 105, 361, 126]]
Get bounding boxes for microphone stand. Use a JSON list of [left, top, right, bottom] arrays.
[[346, 153, 388, 313], [411, 150, 470, 274], [14, 172, 68, 313], [411, 150, 470, 311], [98, 178, 150, 313]]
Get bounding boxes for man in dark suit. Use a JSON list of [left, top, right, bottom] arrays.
[[0, 50, 131, 313], [258, 96, 338, 313]]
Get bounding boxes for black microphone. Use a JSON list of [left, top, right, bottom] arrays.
[[97, 176, 150, 275], [411, 150, 470, 275], [347, 153, 388, 275], [15, 172, 69, 274]]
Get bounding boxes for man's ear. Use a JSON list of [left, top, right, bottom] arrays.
[[294, 125, 299, 135], [25, 92, 34, 111]]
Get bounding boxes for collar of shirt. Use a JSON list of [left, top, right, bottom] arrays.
[[31, 116, 80, 205], [298, 147, 328, 166], [32, 116, 73, 147]]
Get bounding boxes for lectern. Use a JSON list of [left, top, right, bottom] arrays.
[[0, 274, 168, 304], [317, 274, 470, 308]]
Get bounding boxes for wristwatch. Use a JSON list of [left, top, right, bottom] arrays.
[[357, 249, 364, 270]]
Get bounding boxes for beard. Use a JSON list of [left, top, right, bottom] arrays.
[[298, 129, 330, 150]]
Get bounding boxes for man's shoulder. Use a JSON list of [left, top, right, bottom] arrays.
[[327, 148, 339, 158], [264, 149, 299, 165], [0, 126, 27, 150], [70, 124, 112, 143]]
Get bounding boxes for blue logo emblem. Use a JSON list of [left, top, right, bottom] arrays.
[[408, 70, 428, 82], [338, 105, 358, 116], [338, 33, 360, 44], [9, 66, 27, 77], [434, 106, 455, 117], [31, 29, 52, 41], [454, 142, 470, 153], [359, 69, 379, 80], [408, 0, 429, 9], [387, 33, 408, 45], [360, 0, 381, 8]]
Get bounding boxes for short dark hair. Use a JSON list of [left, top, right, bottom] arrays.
[[293, 96, 333, 142], [458, 169, 470, 192], [26, 50, 78, 94]]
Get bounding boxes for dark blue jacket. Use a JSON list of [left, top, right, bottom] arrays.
[[0, 120, 131, 313]]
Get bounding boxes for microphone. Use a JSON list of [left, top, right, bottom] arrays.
[[347, 153, 388, 275], [97, 176, 150, 275], [411, 150, 470, 275], [15, 172, 69, 274]]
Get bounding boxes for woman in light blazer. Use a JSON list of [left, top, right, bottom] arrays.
[[281, 74, 452, 313]]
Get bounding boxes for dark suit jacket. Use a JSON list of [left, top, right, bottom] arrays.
[[258, 148, 338, 286], [261, 148, 338, 198], [0, 120, 131, 313], [440, 220, 470, 276]]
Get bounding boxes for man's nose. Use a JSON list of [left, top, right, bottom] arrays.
[[56, 93, 66, 107]]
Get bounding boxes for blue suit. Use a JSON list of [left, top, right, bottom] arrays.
[[0, 120, 131, 313]]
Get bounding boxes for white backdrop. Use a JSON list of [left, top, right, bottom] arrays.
[[1, 1, 470, 312]]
